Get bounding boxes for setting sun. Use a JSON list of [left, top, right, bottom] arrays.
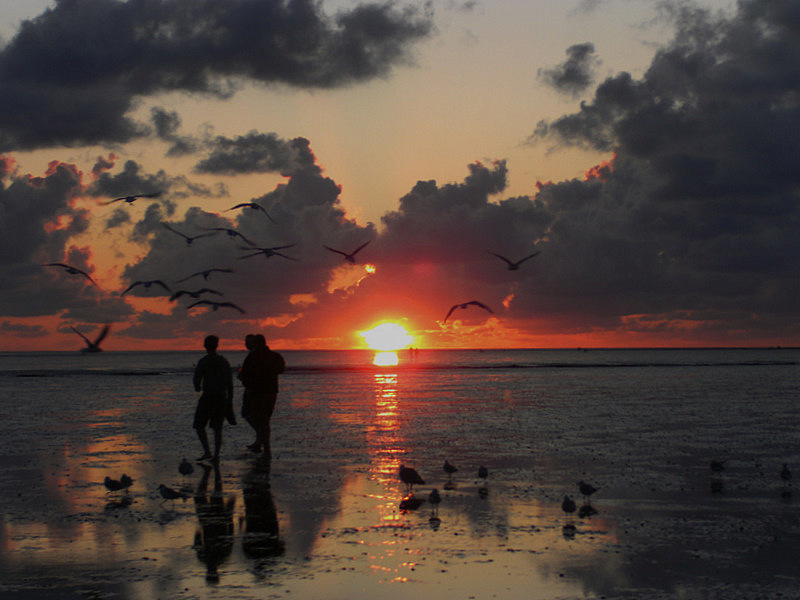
[[359, 322, 414, 351]]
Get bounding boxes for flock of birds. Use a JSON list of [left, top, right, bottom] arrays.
[[42, 192, 543, 348]]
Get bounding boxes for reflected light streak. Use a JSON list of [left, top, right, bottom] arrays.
[[373, 351, 398, 366]]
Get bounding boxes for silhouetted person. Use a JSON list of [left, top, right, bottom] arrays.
[[240, 334, 257, 438], [238, 334, 285, 458], [193, 335, 234, 462], [193, 462, 235, 583], [242, 457, 284, 559]]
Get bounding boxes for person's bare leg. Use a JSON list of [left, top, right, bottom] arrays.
[[196, 427, 212, 460], [212, 427, 222, 462]]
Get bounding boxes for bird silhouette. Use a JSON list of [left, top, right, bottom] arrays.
[[158, 483, 188, 503], [444, 460, 458, 482], [399, 465, 425, 493], [781, 463, 792, 483], [169, 288, 223, 302], [562, 495, 576, 516], [578, 480, 598, 502], [121, 279, 171, 296], [162, 223, 215, 245], [428, 488, 441, 518], [226, 202, 277, 224], [71, 324, 110, 353], [43, 263, 98, 287], [487, 250, 540, 270], [206, 227, 255, 246], [102, 192, 162, 205], [238, 244, 298, 261], [710, 459, 727, 473], [187, 300, 246, 314], [104, 474, 134, 492], [477, 465, 489, 496], [176, 268, 234, 283], [444, 301, 494, 323], [324, 240, 371, 263], [179, 458, 194, 476]]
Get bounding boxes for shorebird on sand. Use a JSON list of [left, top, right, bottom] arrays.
[[158, 484, 188, 503], [179, 458, 194, 476], [428, 488, 441, 519], [104, 474, 133, 492], [578, 480, 598, 502], [399, 465, 425, 494]]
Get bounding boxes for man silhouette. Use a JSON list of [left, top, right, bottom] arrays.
[[193, 335, 234, 462]]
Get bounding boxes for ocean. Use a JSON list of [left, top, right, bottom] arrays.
[[1, 348, 799, 599]]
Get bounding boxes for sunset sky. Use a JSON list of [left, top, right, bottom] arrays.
[[2, 0, 799, 351]]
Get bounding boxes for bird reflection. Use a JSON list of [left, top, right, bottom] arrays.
[[242, 457, 284, 559], [193, 462, 235, 583]]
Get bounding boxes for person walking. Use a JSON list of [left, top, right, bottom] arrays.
[[193, 335, 234, 462], [239, 334, 284, 458]]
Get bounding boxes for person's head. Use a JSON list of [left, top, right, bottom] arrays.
[[245, 334, 256, 351], [254, 334, 267, 349], [204, 335, 219, 353]]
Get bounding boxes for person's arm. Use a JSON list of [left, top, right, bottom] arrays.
[[225, 358, 234, 401], [193, 359, 204, 392]]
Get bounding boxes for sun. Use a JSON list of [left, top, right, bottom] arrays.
[[359, 322, 414, 351]]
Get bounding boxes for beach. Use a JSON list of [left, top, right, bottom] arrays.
[[1, 349, 799, 599]]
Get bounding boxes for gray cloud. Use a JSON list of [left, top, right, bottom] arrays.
[[0, 0, 434, 151], [193, 131, 295, 175], [538, 42, 599, 98]]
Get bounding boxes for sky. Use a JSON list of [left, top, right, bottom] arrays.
[[2, 0, 799, 352]]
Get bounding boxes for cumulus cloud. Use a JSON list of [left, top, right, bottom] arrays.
[[538, 42, 599, 98], [193, 131, 295, 175], [0, 0, 435, 151]]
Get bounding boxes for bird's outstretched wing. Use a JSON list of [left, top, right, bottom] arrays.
[[323, 245, 348, 257], [487, 251, 514, 267], [70, 326, 92, 345], [466, 300, 493, 314], [227, 202, 277, 223], [351, 240, 371, 256], [93, 324, 111, 347], [44, 262, 98, 286]]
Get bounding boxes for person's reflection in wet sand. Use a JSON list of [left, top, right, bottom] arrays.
[[192, 462, 235, 583], [242, 456, 284, 565]]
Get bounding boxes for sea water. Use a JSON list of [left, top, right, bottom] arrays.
[[1, 348, 799, 599]]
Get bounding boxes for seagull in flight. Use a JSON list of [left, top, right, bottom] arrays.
[[487, 250, 541, 270], [187, 300, 246, 314], [324, 240, 371, 263], [43, 262, 98, 287], [162, 223, 215, 245], [169, 288, 223, 302], [71, 324, 110, 353], [121, 279, 171, 296], [239, 243, 298, 261], [226, 202, 277, 224], [444, 301, 494, 323], [205, 227, 255, 246], [102, 192, 162, 205], [176, 268, 234, 283]]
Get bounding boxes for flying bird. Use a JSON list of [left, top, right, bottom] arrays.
[[205, 227, 255, 246], [121, 279, 171, 296], [324, 240, 371, 263], [176, 268, 234, 283], [187, 300, 246, 314], [399, 465, 425, 493], [169, 288, 223, 302], [104, 474, 134, 492], [43, 262, 98, 287], [71, 324, 110, 353], [179, 458, 194, 476], [487, 250, 541, 270], [226, 202, 277, 224], [161, 223, 215, 245], [239, 244, 298, 261], [102, 192, 162, 205], [444, 301, 494, 323]]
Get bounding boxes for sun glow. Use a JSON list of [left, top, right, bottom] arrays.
[[359, 322, 414, 351]]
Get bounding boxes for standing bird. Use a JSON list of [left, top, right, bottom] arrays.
[[561, 494, 577, 516], [710, 459, 727, 473], [43, 262, 99, 287], [399, 465, 425, 494], [324, 240, 371, 263], [104, 474, 134, 492], [71, 324, 110, 353], [226, 202, 277, 224], [187, 300, 246, 314], [444, 460, 458, 482], [477, 465, 489, 496], [158, 483, 188, 503], [487, 250, 540, 270], [102, 192, 161, 205], [179, 458, 194, 476], [578, 480, 598, 502], [428, 488, 442, 519], [444, 301, 493, 323], [161, 223, 215, 245], [176, 268, 234, 283], [781, 463, 792, 484], [238, 244, 298, 261], [121, 279, 171, 296]]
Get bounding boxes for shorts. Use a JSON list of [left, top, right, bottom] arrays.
[[194, 393, 228, 430]]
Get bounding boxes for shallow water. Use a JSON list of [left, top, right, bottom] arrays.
[[1, 349, 800, 599]]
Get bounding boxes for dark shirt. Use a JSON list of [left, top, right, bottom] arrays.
[[194, 353, 233, 399], [240, 348, 285, 394]]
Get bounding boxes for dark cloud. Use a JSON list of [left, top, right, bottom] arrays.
[[193, 131, 295, 175], [0, 320, 47, 338], [0, 0, 435, 151], [538, 42, 599, 98]]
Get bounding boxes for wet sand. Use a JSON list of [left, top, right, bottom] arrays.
[[2, 356, 800, 599]]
